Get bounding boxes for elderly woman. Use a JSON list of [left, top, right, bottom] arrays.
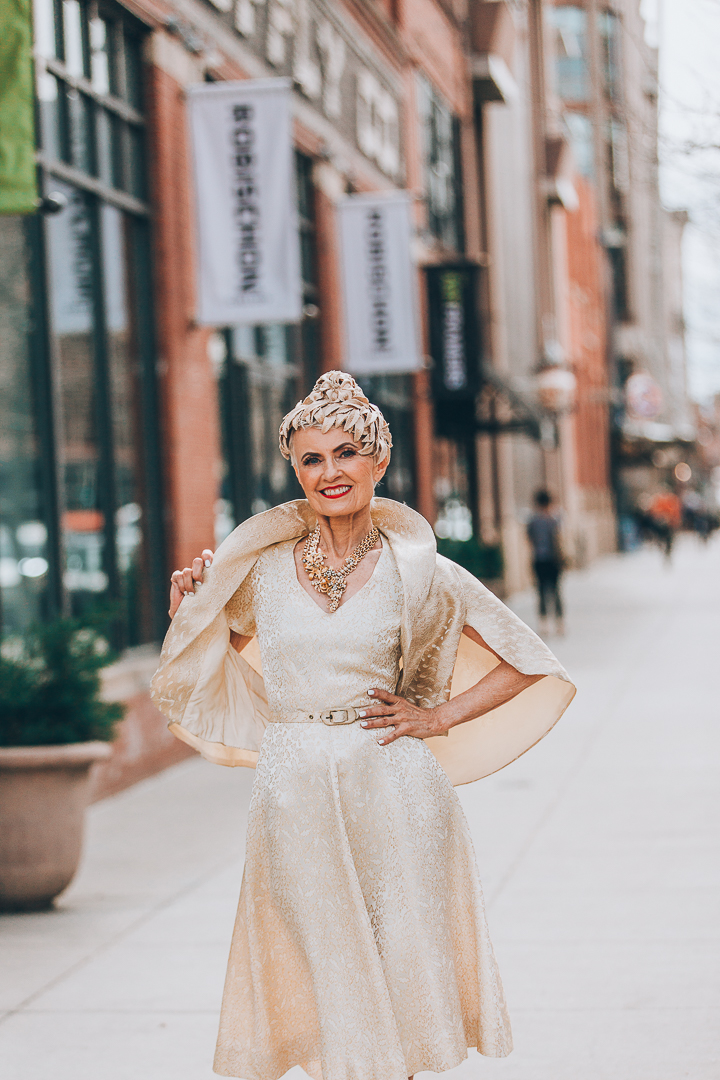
[[151, 371, 575, 1080]]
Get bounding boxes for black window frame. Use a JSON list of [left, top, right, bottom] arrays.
[[547, 3, 591, 104], [417, 75, 465, 255], [37, 0, 147, 210], [23, 0, 166, 645]]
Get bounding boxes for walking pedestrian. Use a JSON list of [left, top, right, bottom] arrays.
[[151, 372, 576, 1080], [527, 490, 566, 636], [648, 487, 682, 561]]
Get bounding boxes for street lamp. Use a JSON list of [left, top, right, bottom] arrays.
[[536, 364, 577, 414]]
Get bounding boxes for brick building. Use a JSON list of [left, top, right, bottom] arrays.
[[0, 0, 685, 790]]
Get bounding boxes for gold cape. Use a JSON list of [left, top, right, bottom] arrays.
[[150, 498, 575, 786]]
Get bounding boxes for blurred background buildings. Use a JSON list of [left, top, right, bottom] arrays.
[[0, 0, 713, 789]]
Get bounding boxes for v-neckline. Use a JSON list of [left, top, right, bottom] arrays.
[[288, 537, 385, 616]]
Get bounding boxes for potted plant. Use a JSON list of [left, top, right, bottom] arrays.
[[0, 618, 124, 912]]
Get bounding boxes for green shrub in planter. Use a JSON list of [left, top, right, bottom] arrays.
[[0, 619, 125, 748], [436, 537, 504, 582]]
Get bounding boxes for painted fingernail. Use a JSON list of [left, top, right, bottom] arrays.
[[359, 711, 366, 718], [183, 590, 188, 596], [361, 721, 369, 727], [367, 689, 375, 696], [204, 560, 211, 567]]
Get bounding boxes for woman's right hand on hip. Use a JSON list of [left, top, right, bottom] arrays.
[[169, 549, 214, 619]]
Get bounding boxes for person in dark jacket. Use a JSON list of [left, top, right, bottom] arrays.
[[527, 490, 565, 636]]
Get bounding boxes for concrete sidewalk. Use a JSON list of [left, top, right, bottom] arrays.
[[1, 536, 719, 1080]]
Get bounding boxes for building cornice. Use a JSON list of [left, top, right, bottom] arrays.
[[141, 0, 402, 191], [338, 0, 409, 69], [117, 0, 172, 30]]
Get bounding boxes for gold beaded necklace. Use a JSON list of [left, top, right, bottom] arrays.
[[301, 524, 380, 612]]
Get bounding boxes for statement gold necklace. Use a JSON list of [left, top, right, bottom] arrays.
[[301, 524, 380, 612]]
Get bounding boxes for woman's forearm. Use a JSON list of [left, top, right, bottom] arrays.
[[434, 662, 543, 732]]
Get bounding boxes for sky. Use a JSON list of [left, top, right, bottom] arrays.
[[647, 0, 720, 402]]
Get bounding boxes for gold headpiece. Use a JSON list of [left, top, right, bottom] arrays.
[[278, 371, 392, 463]]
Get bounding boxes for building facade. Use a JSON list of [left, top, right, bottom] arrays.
[[543, 0, 694, 541], [466, 0, 618, 589]]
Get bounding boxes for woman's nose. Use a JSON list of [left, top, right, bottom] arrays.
[[320, 457, 342, 482]]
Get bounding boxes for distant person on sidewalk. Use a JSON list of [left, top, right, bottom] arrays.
[[151, 372, 576, 1080], [648, 487, 682, 560], [527, 490, 566, 636]]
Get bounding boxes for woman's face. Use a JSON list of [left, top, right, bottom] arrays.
[[291, 427, 388, 519]]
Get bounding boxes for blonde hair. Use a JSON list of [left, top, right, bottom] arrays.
[[279, 371, 392, 464]]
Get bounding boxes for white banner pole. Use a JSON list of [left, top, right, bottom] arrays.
[[338, 192, 423, 375], [188, 78, 302, 326]]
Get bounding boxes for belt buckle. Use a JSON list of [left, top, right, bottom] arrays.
[[321, 708, 356, 726]]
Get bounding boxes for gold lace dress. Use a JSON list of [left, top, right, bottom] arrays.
[[213, 538, 512, 1080]]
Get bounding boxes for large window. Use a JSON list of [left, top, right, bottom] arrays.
[[33, 0, 146, 200], [417, 77, 464, 253], [215, 152, 321, 541], [548, 5, 590, 103], [215, 324, 302, 545], [360, 375, 416, 506], [0, 220, 52, 636], [42, 181, 161, 642], [565, 111, 594, 178], [0, 0, 165, 644], [600, 11, 623, 104]]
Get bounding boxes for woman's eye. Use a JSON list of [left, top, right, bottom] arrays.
[[339, 449, 356, 458], [303, 457, 321, 466]]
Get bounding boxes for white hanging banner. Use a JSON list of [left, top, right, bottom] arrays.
[[188, 78, 302, 326], [338, 192, 423, 374]]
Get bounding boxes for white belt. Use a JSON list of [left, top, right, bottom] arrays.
[[281, 707, 362, 726]]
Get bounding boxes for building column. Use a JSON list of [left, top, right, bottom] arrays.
[[413, 369, 436, 525], [313, 161, 346, 373], [146, 36, 222, 572]]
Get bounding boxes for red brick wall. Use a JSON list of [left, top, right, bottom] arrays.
[[315, 186, 346, 371], [145, 63, 221, 573], [399, 0, 469, 116], [565, 177, 611, 490], [89, 693, 193, 802]]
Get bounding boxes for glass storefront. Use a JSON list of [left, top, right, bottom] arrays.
[[417, 76, 465, 254], [0, 0, 163, 643], [215, 347, 417, 542], [213, 151, 418, 532], [42, 182, 156, 640], [215, 324, 303, 546], [361, 375, 416, 506]]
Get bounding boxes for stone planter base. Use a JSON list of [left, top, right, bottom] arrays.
[[0, 742, 112, 913]]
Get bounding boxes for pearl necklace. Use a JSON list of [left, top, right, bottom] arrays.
[[301, 524, 380, 612]]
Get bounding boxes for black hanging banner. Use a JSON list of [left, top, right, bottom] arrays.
[[426, 263, 482, 434]]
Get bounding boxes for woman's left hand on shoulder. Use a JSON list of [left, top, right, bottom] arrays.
[[358, 689, 447, 746]]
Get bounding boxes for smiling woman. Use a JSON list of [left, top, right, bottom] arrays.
[[152, 371, 576, 1080], [288, 427, 387, 611]]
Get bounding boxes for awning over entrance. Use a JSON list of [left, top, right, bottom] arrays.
[[476, 366, 547, 441]]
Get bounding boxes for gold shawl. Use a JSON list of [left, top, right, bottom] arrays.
[[150, 498, 575, 786]]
